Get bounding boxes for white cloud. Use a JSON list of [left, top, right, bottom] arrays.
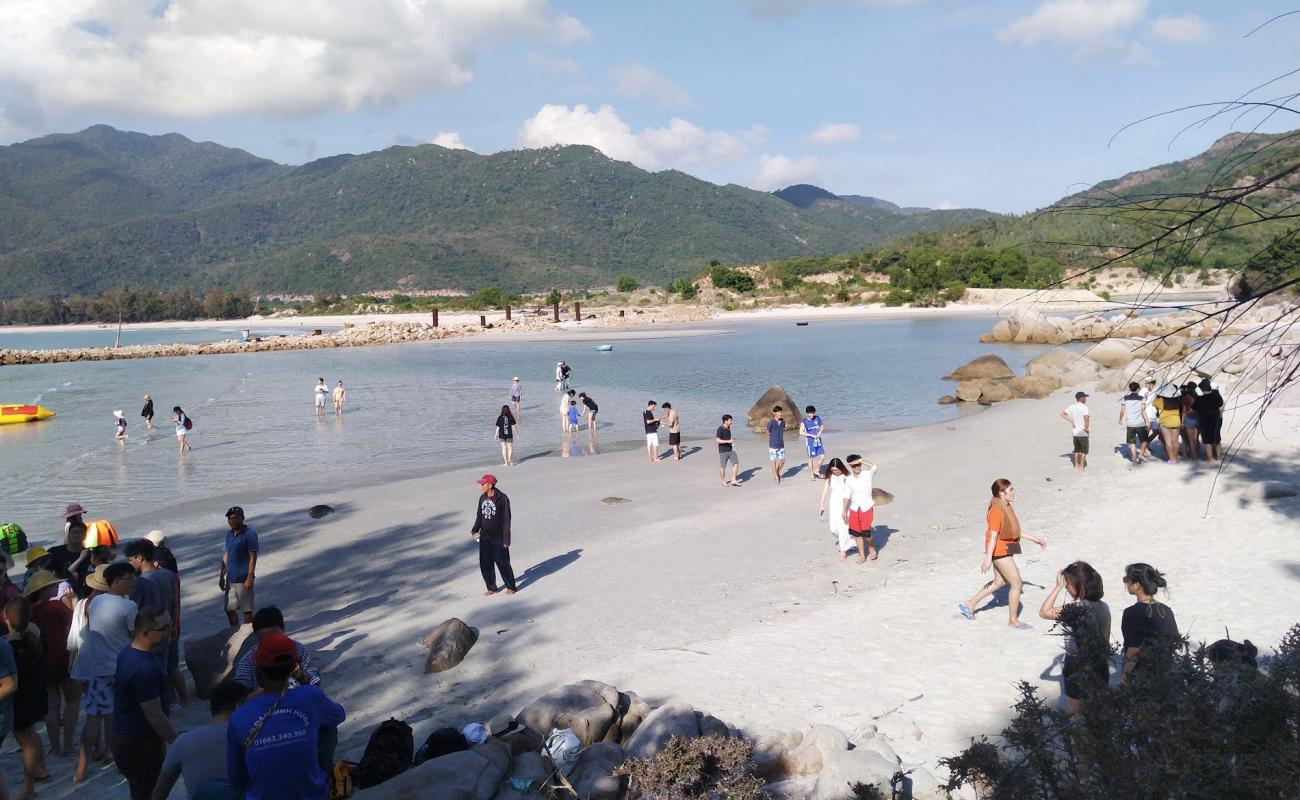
[[805, 122, 860, 145], [431, 131, 470, 150], [1150, 14, 1210, 43], [518, 104, 748, 171], [610, 65, 691, 107], [527, 50, 581, 78], [0, 0, 589, 119], [753, 154, 824, 190], [999, 0, 1150, 60]]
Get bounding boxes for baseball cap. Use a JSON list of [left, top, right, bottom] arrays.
[[477, 474, 497, 486], [225, 506, 244, 518], [1075, 391, 1088, 400], [253, 633, 298, 668]]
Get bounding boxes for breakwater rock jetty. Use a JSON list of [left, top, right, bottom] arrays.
[[0, 321, 463, 366]]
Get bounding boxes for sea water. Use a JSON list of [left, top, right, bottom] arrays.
[[0, 316, 1054, 527]]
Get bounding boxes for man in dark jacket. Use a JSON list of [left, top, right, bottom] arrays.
[[471, 474, 516, 596]]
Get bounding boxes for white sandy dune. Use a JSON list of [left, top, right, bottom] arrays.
[[13, 390, 1300, 798]]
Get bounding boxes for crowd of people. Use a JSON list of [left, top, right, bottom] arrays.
[[1067, 378, 1226, 470]]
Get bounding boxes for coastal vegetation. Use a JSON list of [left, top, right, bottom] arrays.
[[0, 286, 254, 326]]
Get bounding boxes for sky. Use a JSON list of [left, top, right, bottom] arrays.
[[1, 0, 1298, 213]]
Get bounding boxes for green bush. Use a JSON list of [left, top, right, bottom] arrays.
[[710, 265, 757, 293], [468, 287, 504, 308], [617, 275, 640, 293], [544, 289, 562, 306], [883, 288, 913, 307], [615, 736, 765, 799], [942, 282, 967, 303]]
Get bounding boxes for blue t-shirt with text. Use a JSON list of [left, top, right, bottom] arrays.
[[227, 685, 347, 800]]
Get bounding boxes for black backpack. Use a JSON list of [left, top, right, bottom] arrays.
[[353, 718, 414, 789], [413, 726, 468, 765]]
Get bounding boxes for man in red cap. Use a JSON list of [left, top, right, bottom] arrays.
[[227, 633, 346, 800], [471, 474, 516, 596]]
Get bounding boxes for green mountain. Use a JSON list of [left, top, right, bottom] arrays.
[[773, 184, 937, 216], [0, 126, 996, 298]]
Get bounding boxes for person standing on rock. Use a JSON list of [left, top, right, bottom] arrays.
[[800, 406, 826, 480], [511, 377, 523, 418], [843, 454, 879, 561], [332, 380, 346, 415], [716, 415, 741, 487], [220, 507, 258, 627], [471, 475, 516, 596], [313, 378, 328, 417], [662, 402, 682, 461], [643, 401, 662, 463], [1119, 383, 1151, 464], [140, 395, 154, 432], [767, 406, 787, 484], [1061, 392, 1090, 472]]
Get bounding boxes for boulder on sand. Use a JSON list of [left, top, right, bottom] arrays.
[[1026, 348, 1103, 387], [955, 381, 983, 402], [1084, 338, 1138, 369], [937, 395, 957, 405], [567, 742, 626, 800], [185, 625, 256, 700], [943, 354, 1014, 381], [990, 319, 1015, 343], [518, 684, 617, 746], [422, 618, 478, 674], [979, 382, 1014, 403], [624, 703, 702, 759], [747, 386, 799, 432], [1009, 375, 1061, 399]]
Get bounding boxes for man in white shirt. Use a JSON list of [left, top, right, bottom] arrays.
[[1060, 391, 1090, 471], [842, 454, 879, 563]]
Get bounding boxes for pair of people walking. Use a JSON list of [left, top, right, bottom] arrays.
[[817, 454, 879, 562]]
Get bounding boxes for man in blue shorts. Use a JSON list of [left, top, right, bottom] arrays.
[[767, 405, 786, 485], [800, 405, 826, 480]]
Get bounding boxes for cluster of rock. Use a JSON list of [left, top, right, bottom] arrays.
[[939, 354, 1060, 405], [0, 321, 463, 366]]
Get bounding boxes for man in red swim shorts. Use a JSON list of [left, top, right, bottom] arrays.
[[843, 454, 879, 563]]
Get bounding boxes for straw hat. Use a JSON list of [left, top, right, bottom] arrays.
[[23, 570, 61, 597], [145, 530, 166, 547], [24, 547, 49, 567], [85, 564, 111, 593]]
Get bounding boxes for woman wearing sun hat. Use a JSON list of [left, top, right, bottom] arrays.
[[25, 570, 81, 756]]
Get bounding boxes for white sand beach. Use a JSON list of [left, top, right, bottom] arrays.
[[15, 385, 1299, 798]]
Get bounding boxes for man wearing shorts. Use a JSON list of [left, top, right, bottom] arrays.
[[220, 507, 258, 627], [1119, 382, 1150, 464], [716, 415, 741, 486], [313, 378, 328, 416], [643, 401, 662, 463], [844, 454, 879, 562], [800, 405, 826, 480], [1061, 391, 1090, 472], [767, 406, 786, 485], [662, 402, 682, 461]]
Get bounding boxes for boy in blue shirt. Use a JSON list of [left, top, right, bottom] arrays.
[[800, 406, 826, 480]]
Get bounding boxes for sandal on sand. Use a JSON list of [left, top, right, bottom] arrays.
[[1010, 622, 1034, 631], [958, 603, 975, 621]]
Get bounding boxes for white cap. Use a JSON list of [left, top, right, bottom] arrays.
[[112, 409, 124, 418], [145, 530, 166, 546]]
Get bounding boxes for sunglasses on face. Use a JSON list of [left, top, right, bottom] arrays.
[[849, 463, 863, 469]]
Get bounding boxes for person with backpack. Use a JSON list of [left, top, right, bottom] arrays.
[[172, 407, 192, 454], [227, 634, 346, 800]]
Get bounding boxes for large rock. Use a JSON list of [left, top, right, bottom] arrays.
[[1152, 336, 1190, 363], [366, 738, 510, 799], [615, 690, 651, 744], [1009, 375, 1061, 399], [980, 382, 1013, 403], [955, 381, 983, 402], [1085, 338, 1137, 369], [624, 703, 701, 759], [990, 319, 1015, 342], [518, 684, 617, 746], [785, 725, 850, 775], [812, 748, 900, 800], [185, 625, 256, 700], [943, 354, 1014, 381], [567, 742, 626, 800], [1025, 348, 1103, 387], [747, 386, 799, 432], [423, 618, 478, 674]]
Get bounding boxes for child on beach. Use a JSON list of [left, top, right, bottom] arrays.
[[113, 410, 127, 441], [566, 400, 580, 433], [800, 406, 826, 480]]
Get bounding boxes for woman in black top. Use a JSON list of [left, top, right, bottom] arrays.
[[140, 394, 155, 431], [1120, 562, 1178, 683], [1194, 379, 1225, 463], [495, 405, 517, 467], [578, 392, 599, 430]]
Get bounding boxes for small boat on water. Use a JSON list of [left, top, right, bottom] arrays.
[[595, 344, 614, 352], [0, 405, 56, 425], [795, 322, 810, 326]]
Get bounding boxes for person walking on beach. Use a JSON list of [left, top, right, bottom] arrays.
[[1119, 382, 1151, 464], [72, 563, 139, 782], [579, 392, 598, 430], [1038, 562, 1111, 713], [471, 475, 515, 596], [818, 458, 852, 557], [511, 377, 523, 418], [643, 401, 662, 463], [662, 402, 682, 461], [332, 380, 346, 415], [219, 507, 258, 627], [1119, 563, 1178, 684], [495, 405, 517, 467], [114, 410, 128, 442], [1153, 385, 1183, 463], [171, 407, 192, 454], [958, 479, 1047, 630], [1061, 391, 1090, 471], [716, 415, 741, 486], [767, 406, 787, 484], [112, 606, 176, 800], [800, 406, 826, 480], [1195, 378, 1225, 463], [313, 378, 328, 417], [141, 395, 154, 432], [843, 454, 879, 562]]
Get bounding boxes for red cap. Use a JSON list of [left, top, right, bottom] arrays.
[[253, 633, 298, 668], [477, 474, 497, 486]]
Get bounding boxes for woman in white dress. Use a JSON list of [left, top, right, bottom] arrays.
[[817, 458, 853, 559]]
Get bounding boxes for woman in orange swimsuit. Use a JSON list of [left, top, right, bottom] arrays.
[[959, 478, 1047, 630]]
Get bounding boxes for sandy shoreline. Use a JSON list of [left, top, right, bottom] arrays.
[[14, 379, 1299, 798]]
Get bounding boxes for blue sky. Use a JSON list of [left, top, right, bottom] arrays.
[[1, 1, 1297, 212]]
